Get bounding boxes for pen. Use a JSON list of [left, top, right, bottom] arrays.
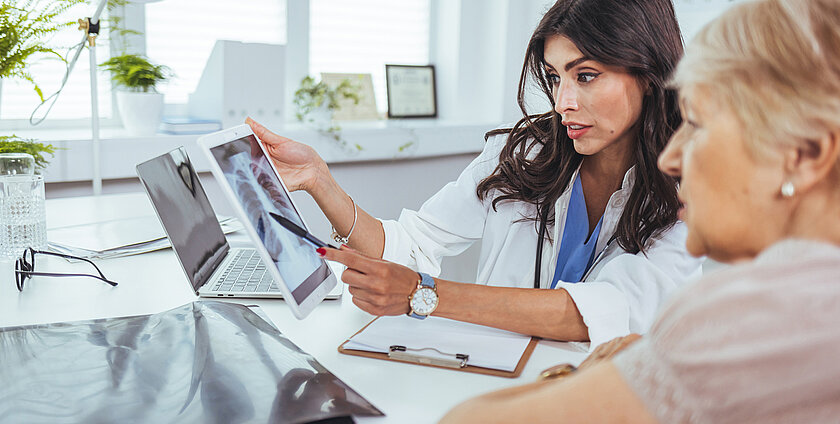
[[268, 212, 338, 249]]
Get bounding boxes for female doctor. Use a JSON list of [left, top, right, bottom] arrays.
[[249, 0, 702, 348]]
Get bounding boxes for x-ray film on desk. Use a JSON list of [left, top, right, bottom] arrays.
[[0, 301, 383, 423]]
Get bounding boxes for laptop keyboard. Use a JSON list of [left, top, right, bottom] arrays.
[[213, 249, 280, 293]]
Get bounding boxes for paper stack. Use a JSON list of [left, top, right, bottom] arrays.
[[47, 215, 241, 260], [159, 117, 222, 135]]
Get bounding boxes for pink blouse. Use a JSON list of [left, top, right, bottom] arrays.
[[614, 239, 840, 423]]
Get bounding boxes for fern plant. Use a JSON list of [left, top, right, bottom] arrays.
[[293, 76, 361, 121], [293, 76, 363, 150], [0, 0, 85, 101], [0, 135, 56, 171], [99, 53, 170, 92]]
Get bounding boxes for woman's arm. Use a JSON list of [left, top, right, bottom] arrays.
[[301, 171, 386, 257], [248, 118, 386, 257], [323, 246, 590, 341], [436, 280, 589, 340], [441, 361, 657, 424], [322, 224, 699, 343]]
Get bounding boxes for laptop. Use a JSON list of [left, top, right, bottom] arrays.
[[136, 146, 342, 302]]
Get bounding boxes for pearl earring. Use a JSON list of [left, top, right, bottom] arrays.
[[781, 181, 795, 198]]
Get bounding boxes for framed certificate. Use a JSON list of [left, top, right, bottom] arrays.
[[385, 64, 437, 118]]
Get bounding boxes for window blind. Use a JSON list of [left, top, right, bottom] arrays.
[[145, 0, 287, 105], [309, 0, 430, 114], [0, 2, 112, 121]]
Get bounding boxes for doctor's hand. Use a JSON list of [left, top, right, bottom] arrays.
[[318, 246, 419, 316], [246, 117, 331, 195]]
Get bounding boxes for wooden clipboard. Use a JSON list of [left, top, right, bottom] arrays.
[[338, 317, 539, 378]]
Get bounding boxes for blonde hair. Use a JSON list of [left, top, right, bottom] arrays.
[[673, 0, 840, 160]]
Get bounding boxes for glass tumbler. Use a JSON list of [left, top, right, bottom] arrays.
[[0, 175, 47, 258], [0, 153, 36, 176]]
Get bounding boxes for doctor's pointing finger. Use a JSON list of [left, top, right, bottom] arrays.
[[317, 246, 422, 317]]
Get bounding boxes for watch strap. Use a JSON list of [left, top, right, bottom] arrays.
[[409, 272, 436, 319], [418, 272, 435, 289]]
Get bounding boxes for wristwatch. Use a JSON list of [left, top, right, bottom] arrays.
[[408, 272, 438, 319]]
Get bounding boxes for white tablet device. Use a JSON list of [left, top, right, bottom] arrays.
[[197, 124, 338, 319]]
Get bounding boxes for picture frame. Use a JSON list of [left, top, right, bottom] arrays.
[[385, 64, 437, 118]]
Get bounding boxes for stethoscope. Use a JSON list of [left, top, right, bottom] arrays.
[[534, 212, 549, 289]]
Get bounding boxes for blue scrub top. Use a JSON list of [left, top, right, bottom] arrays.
[[550, 174, 603, 289]]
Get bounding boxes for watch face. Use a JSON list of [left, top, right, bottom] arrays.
[[410, 287, 438, 315]]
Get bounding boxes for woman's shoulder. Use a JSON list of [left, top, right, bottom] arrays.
[[701, 239, 839, 295], [616, 239, 840, 422], [655, 239, 840, 341]]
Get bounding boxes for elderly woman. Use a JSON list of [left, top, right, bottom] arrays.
[[441, 0, 840, 422]]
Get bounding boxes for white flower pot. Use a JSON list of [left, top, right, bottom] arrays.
[[116, 91, 164, 136]]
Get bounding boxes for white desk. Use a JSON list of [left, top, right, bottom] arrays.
[[0, 192, 588, 423]]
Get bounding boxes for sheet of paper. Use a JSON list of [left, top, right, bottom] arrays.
[[47, 216, 242, 259], [343, 315, 532, 372], [48, 216, 166, 252]]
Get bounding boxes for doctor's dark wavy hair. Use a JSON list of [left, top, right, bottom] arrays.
[[476, 0, 684, 254]]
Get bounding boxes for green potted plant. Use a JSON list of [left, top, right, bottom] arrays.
[[99, 53, 170, 136], [293, 76, 362, 150], [0, 0, 82, 175], [0, 135, 56, 174], [0, 0, 84, 103]]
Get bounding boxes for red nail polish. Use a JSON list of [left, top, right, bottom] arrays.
[[316, 247, 326, 256]]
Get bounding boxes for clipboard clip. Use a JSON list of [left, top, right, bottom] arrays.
[[389, 345, 469, 369]]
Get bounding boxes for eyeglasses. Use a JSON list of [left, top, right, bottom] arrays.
[[14, 247, 118, 292]]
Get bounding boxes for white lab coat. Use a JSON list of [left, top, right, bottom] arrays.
[[379, 131, 703, 349]]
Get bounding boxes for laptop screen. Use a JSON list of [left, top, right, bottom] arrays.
[[209, 135, 328, 304], [137, 147, 228, 293]]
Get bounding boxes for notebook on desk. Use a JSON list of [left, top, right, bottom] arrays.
[[136, 147, 341, 300]]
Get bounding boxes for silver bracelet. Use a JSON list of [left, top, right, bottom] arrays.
[[331, 196, 357, 245]]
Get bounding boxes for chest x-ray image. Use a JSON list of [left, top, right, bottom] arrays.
[[210, 135, 325, 302]]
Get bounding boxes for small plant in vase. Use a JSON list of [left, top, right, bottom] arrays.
[[99, 53, 170, 136], [293, 76, 362, 151], [0, 135, 57, 174]]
